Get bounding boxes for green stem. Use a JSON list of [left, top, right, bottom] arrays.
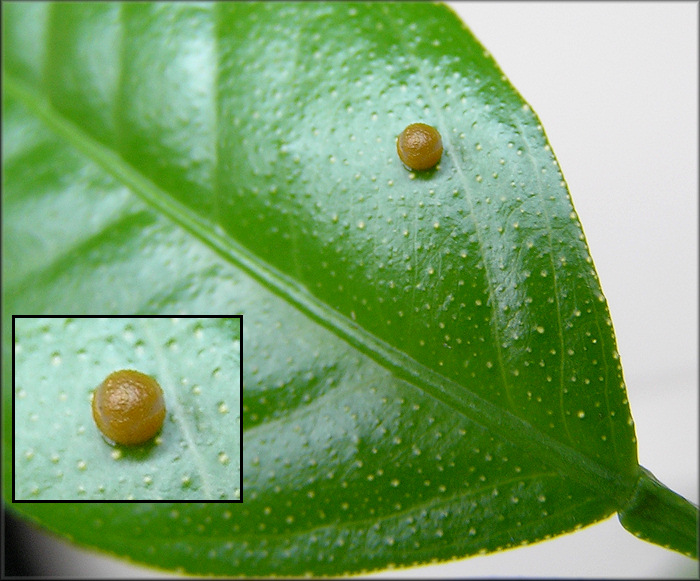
[[619, 466, 698, 559]]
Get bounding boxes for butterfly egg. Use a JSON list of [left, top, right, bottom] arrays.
[[396, 123, 443, 171], [92, 370, 166, 446]]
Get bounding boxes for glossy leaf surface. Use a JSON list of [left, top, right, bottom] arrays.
[[2, 2, 694, 576], [13, 317, 241, 501]]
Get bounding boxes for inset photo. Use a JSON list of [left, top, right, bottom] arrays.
[[12, 316, 242, 502]]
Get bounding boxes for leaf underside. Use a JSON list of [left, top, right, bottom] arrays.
[[1, 1, 667, 576]]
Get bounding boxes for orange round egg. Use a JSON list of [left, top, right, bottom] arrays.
[[92, 370, 166, 446], [396, 123, 443, 171]]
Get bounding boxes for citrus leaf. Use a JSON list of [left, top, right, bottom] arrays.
[[12, 316, 241, 501], [2, 1, 696, 577]]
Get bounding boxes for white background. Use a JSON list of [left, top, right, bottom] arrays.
[[9, 2, 698, 578]]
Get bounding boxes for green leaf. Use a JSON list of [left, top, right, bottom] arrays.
[[13, 316, 241, 501], [619, 468, 698, 560], [2, 1, 697, 577]]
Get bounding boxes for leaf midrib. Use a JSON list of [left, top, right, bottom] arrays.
[[3, 72, 637, 508]]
